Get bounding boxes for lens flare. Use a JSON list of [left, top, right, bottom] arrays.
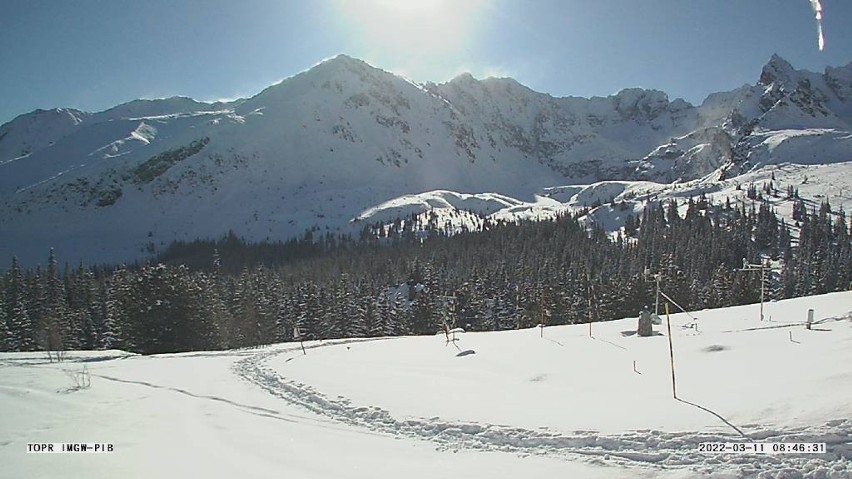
[[808, 0, 825, 51]]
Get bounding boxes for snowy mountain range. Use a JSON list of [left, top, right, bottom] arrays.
[[1, 54, 851, 266]]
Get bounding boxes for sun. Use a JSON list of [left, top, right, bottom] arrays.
[[333, 0, 489, 78], [361, 0, 455, 14]]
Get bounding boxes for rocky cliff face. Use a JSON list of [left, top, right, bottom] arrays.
[[634, 54, 851, 182]]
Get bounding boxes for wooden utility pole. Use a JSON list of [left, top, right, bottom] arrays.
[[665, 303, 677, 399]]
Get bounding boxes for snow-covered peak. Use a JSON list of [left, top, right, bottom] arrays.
[[612, 88, 673, 121], [447, 72, 477, 85], [302, 53, 377, 82], [236, 53, 417, 118], [758, 53, 797, 87], [692, 54, 851, 132], [0, 108, 91, 164], [3, 107, 89, 125]]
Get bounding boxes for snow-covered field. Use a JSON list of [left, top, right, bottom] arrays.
[[2, 291, 851, 478]]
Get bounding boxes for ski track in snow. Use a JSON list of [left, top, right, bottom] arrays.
[[233, 340, 852, 477]]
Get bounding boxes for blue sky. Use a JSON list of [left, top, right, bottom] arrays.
[[1, 0, 851, 125]]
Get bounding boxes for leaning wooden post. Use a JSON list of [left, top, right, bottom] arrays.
[[665, 303, 677, 399]]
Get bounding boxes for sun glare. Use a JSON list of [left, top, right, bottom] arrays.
[[334, 0, 489, 79]]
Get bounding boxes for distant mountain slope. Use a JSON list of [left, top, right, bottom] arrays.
[[1, 54, 850, 267]]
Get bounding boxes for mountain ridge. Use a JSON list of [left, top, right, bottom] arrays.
[[1, 53, 851, 267]]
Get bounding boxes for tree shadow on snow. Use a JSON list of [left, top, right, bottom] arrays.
[[676, 396, 748, 438]]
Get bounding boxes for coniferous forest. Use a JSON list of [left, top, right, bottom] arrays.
[[1, 195, 850, 355]]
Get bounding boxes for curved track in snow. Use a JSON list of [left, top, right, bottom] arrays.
[[234, 341, 852, 477]]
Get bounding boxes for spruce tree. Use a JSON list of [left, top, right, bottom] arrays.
[[0, 295, 9, 352], [43, 249, 70, 353], [104, 267, 132, 350], [8, 297, 36, 351]]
